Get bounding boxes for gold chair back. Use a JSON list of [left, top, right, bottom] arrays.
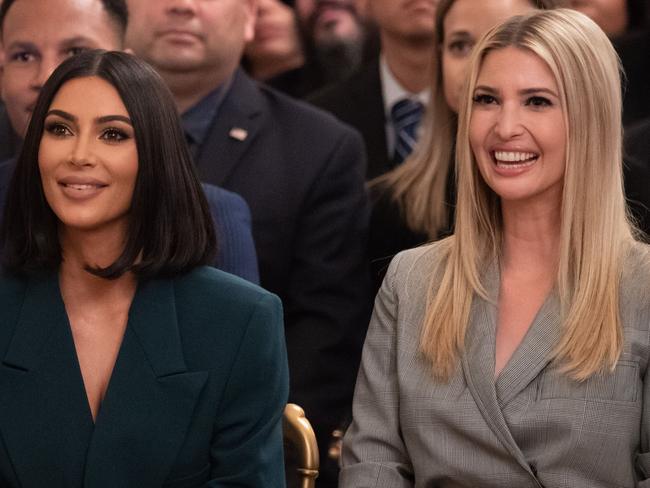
[[283, 403, 319, 488]]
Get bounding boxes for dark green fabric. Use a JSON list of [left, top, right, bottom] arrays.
[[0, 266, 288, 487]]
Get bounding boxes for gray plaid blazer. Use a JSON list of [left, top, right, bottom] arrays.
[[340, 241, 650, 487]]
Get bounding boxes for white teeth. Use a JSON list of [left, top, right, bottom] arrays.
[[496, 160, 536, 169], [65, 184, 97, 190], [494, 151, 538, 162]]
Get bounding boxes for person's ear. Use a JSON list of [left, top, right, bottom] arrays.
[[244, 0, 259, 43]]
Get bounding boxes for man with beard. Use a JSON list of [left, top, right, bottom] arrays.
[[267, 0, 372, 97], [310, 0, 438, 178]]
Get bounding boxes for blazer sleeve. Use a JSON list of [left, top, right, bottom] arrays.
[[208, 292, 289, 487], [202, 183, 260, 284], [637, 359, 650, 486], [339, 253, 415, 488]]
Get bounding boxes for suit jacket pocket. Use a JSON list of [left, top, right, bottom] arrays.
[[537, 360, 639, 403], [162, 464, 210, 488]]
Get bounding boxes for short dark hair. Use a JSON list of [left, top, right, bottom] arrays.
[[0, 0, 128, 37], [2, 50, 217, 279]]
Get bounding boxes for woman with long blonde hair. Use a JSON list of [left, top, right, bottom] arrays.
[[342, 9, 650, 487]]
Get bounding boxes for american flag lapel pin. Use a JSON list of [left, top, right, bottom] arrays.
[[229, 127, 248, 141]]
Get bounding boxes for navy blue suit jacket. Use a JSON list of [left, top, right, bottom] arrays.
[[0, 267, 288, 487], [0, 158, 260, 283], [194, 69, 370, 485]]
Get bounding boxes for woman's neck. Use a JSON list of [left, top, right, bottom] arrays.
[[500, 197, 561, 274], [58, 226, 136, 304]]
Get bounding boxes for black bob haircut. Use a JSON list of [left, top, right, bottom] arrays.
[[0, 0, 128, 36], [1, 50, 217, 279]]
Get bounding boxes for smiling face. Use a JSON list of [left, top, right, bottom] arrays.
[[441, 0, 535, 113], [469, 47, 566, 206], [0, 0, 123, 138], [38, 76, 138, 237]]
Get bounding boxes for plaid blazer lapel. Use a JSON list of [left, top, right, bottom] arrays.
[[461, 263, 543, 485], [495, 293, 561, 407]]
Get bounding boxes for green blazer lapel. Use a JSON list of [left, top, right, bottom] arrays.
[[84, 277, 208, 488], [461, 263, 541, 484], [0, 273, 94, 487]]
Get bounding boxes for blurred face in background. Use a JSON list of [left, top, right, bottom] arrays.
[[442, 0, 536, 113], [245, 0, 304, 78], [295, 0, 365, 47], [568, 0, 628, 37], [367, 0, 438, 45], [0, 0, 123, 137], [125, 0, 256, 83]]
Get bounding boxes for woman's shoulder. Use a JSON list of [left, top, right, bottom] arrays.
[[621, 240, 650, 297], [173, 266, 279, 308], [384, 238, 453, 295], [170, 267, 283, 349]]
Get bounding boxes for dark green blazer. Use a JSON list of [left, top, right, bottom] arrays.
[[0, 266, 289, 487]]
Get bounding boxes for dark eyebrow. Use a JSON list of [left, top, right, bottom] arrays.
[[59, 36, 95, 47], [6, 41, 37, 52], [45, 109, 76, 121], [45, 111, 132, 126], [97, 115, 132, 125]]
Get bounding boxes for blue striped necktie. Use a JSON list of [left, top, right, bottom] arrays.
[[391, 98, 424, 166]]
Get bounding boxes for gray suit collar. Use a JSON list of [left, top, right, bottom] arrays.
[[461, 260, 558, 485]]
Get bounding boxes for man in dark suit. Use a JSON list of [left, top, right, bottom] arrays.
[[125, 1, 370, 485], [310, 0, 437, 179]]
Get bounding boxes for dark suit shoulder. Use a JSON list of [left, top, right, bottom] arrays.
[[257, 82, 363, 142], [309, 60, 382, 116]]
